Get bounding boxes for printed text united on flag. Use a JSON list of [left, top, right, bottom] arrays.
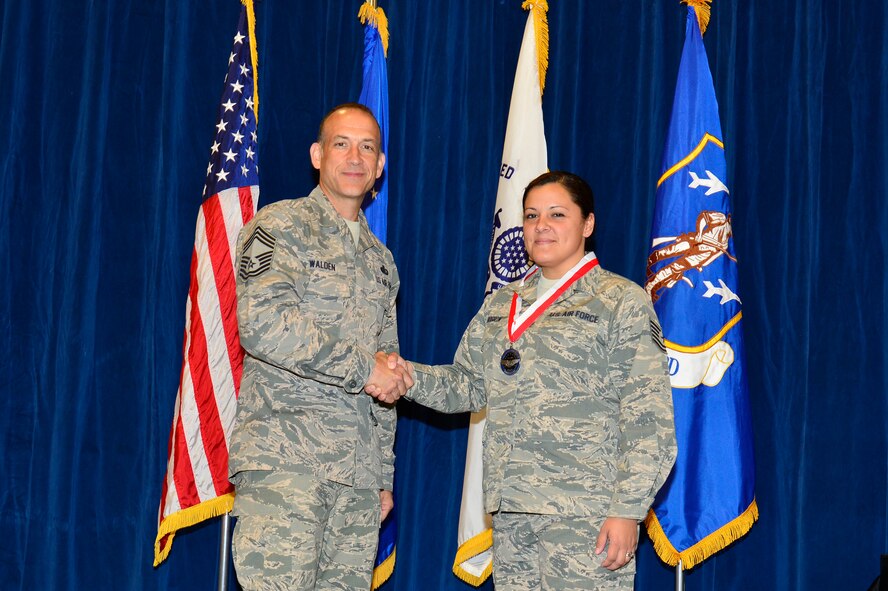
[[154, 4, 260, 566], [642, 2, 757, 570]]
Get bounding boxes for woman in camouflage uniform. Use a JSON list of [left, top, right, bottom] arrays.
[[401, 171, 677, 591]]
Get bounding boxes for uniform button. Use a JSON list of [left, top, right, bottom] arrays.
[[348, 380, 358, 389]]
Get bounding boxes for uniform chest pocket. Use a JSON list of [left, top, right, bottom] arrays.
[[300, 268, 351, 327], [357, 287, 388, 341], [538, 313, 606, 363]]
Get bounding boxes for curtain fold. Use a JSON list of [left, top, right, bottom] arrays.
[[1, 1, 885, 590]]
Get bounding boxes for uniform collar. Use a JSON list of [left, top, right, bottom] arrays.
[[307, 186, 380, 253], [513, 271, 539, 302], [511, 258, 603, 303]]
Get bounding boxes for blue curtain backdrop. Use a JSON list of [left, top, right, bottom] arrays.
[[1, 1, 886, 590]]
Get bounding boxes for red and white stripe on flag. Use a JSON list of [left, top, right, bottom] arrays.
[[154, 4, 260, 566]]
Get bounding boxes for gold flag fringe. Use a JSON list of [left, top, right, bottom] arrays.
[[241, 0, 259, 117], [153, 492, 235, 567], [451, 528, 494, 586], [644, 498, 759, 569], [683, 0, 712, 35], [521, 0, 549, 95], [358, 2, 390, 57], [370, 547, 396, 590]]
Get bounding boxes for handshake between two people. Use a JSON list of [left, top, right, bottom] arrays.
[[365, 351, 415, 404]]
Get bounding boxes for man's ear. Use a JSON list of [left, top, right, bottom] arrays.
[[309, 142, 322, 170], [375, 152, 386, 179]]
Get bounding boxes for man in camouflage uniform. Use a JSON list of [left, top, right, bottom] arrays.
[[403, 258, 676, 590], [229, 103, 411, 591]]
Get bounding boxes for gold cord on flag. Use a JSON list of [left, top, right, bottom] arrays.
[[520, 0, 549, 94], [682, 0, 712, 35], [242, 0, 260, 117], [358, 1, 390, 57]]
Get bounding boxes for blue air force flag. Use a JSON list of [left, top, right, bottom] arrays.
[[643, 5, 757, 569]]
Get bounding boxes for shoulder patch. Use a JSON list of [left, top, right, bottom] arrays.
[[238, 226, 276, 280], [650, 318, 667, 353]]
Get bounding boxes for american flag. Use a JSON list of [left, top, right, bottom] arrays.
[[154, 5, 259, 566]]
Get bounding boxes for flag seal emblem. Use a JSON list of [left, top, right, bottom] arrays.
[[645, 211, 734, 303], [491, 226, 529, 283]]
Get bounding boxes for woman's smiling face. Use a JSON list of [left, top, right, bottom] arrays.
[[523, 182, 595, 279]]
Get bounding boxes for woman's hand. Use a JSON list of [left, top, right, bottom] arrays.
[[595, 516, 638, 571]]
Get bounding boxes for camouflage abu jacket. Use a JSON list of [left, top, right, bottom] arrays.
[[229, 187, 399, 491], [410, 265, 676, 519]]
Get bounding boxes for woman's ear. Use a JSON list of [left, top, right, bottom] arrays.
[[583, 214, 596, 238]]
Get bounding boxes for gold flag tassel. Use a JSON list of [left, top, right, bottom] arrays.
[[358, 1, 390, 57], [154, 493, 235, 566], [371, 548, 396, 589], [644, 499, 759, 569], [683, 0, 712, 36], [520, 0, 549, 95], [241, 0, 259, 117]]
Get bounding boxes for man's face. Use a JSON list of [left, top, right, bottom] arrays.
[[310, 108, 385, 205]]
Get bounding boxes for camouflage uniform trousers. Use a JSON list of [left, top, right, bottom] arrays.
[[492, 512, 636, 591], [231, 470, 380, 591]]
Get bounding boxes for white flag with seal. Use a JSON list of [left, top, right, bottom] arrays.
[[453, 1, 549, 585]]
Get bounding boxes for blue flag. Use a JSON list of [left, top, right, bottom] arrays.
[[356, 5, 395, 588], [643, 5, 757, 569], [358, 2, 390, 246]]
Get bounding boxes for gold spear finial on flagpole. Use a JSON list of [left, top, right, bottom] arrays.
[[683, 0, 712, 35]]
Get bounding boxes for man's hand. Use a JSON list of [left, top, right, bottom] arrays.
[[595, 516, 638, 571], [385, 352, 414, 377], [365, 352, 414, 403], [379, 490, 394, 522]]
